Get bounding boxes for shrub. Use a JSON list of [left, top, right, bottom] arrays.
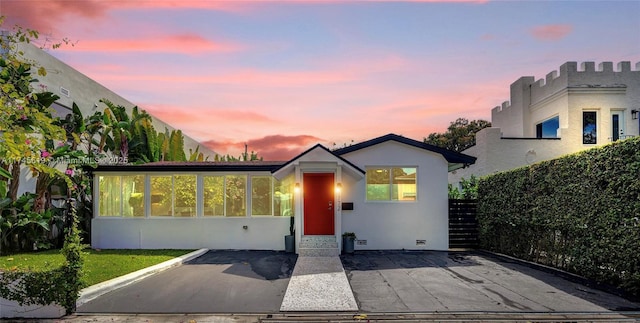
[[478, 137, 640, 299]]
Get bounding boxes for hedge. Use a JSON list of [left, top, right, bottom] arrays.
[[477, 137, 640, 299]]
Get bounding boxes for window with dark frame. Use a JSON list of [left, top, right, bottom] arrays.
[[583, 111, 597, 144]]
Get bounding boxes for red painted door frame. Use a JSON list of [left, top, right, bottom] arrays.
[[303, 173, 335, 235]]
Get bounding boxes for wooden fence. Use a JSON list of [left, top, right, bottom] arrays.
[[448, 199, 478, 249]]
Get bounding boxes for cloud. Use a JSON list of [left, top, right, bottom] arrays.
[[1, 0, 107, 33], [65, 34, 242, 54], [202, 134, 322, 161], [530, 24, 573, 41], [0, 1, 249, 34]]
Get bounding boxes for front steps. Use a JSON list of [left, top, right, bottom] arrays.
[[281, 235, 358, 311], [298, 235, 339, 257]]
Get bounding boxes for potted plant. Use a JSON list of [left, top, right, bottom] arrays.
[[285, 216, 295, 253], [342, 232, 357, 254]]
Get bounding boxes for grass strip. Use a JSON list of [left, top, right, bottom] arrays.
[[0, 249, 194, 287]]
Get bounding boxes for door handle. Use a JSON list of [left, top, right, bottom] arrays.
[[328, 201, 333, 210]]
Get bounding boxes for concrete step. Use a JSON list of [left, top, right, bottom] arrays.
[[299, 235, 338, 249], [298, 247, 340, 257], [299, 235, 339, 257]]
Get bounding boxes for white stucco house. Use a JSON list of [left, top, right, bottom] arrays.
[[450, 61, 640, 185], [90, 134, 476, 253]]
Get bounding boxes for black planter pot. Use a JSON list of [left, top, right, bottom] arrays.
[[342, 236, 355, 254], [284, 235, 295, 253]]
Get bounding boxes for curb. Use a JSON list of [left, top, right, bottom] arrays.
[[76, 248, 209, 307]]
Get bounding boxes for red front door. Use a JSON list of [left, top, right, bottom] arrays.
[[303, 173, 335, 235]]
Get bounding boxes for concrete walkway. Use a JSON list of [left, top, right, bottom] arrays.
[[280, 256, 358, 311]]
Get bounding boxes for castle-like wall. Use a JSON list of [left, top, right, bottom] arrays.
[[453, 61, 640, 185], [492, 61, 640, 138]]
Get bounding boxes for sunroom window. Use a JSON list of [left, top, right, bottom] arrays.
[[150, 175, 196, 217], [366, 167, 417, 201], [203, 175, 247, 217], [251, 174, 295, 216], [252, 176, 273, 216], [98, 175, 145, 217], [274, 175, 295, 216]]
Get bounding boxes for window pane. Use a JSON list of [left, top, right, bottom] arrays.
[[366, 168, 390, 200], [583, 111, 597, 144], [536, 116, 559, 138], [204, 176, 224, 216], [151, 176, 172, 216], [226, 175, 246, 217], [99, 176, 121, 216], [175, 175, 196, 217], [274, 174, 295, 217], [392, 167, 417, 201], [252, 176, 273, 216], [123, 175, 145, 217]]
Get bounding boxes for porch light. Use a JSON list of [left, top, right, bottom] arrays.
[[632, 109, 638, 120], [294, 183, 301, 193], [335, 182, 342, 194]]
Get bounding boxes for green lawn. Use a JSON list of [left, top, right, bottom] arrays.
[[0, 249, 195, 287]]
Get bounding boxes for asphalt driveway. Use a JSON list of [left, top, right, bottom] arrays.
[[340, 250, 640, 312], [77, 250, 297, 313], [77, 250, 639, 314]]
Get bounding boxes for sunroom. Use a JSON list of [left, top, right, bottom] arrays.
[[90, 161, 296, 250]]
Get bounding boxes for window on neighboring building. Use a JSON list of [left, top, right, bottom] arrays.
[[366, 167, 417, 201], [583, 111, 597, 144], [536, 116, 559, 138], [98, 175, 145, 217]]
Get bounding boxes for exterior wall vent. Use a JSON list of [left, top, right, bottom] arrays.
[[416, 240, 426, 246], [60, 87, 70, 97], [356, 239, 367, 245]]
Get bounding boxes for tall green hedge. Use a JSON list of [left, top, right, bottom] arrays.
[[478, 137, 640, 299]]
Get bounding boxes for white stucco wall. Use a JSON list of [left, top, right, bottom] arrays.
[[91, 217, 290, 250], [338, 141, 450, 251]]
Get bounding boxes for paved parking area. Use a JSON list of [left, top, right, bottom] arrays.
[[340, 250, 640, 313], [77, 250, 297, 313], [77, 250, 640, 315]]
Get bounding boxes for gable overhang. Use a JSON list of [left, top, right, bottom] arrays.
[[334, 133, 476, 173], [272, 144, 365, 180]]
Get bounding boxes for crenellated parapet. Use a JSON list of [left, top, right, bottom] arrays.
[[492, 61, 639, 119]]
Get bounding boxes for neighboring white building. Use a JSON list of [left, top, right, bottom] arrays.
[[90, 134, 476, 253], [450, 61, 640, 185], [15, 43, 216, 196], [18, 42, 214, 158]]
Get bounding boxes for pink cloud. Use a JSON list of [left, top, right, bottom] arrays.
[[1, 1, 249, 34], [203, 134, 322, 161], [62, 34, 241, 54], [530, 24, 573, 41], [143, 105, 276, 127]]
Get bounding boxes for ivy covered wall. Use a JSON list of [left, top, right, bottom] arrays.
[[477, 137, 640, 299]]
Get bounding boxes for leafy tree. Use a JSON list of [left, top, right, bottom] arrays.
[[425, 118, 491, 152], [448, 175, 479, 199]]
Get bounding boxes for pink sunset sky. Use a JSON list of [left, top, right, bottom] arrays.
[[2, 0, 639, 160]]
